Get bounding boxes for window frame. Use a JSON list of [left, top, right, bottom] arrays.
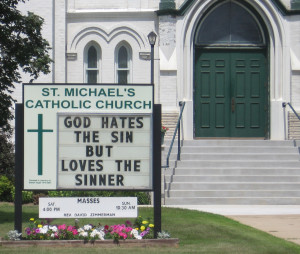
[[84, 42, 101, 83], [115, 42, 132, 84], [194, 1, 266, 47]]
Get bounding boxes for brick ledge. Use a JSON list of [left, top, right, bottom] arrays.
[[0, 238, 179, 248]]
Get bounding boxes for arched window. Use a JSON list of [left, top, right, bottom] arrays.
[[84, 43, 101, 83], [115, 43, 132, 84], [195, 1, 265, 46]]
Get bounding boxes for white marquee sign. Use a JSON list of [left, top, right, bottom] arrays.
[[23, 84, 153, 190], [39, 197, 138, 218]]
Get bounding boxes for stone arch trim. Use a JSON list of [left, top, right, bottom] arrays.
[[69, 25, 147, 52]]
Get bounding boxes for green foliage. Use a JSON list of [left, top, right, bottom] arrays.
[[0, 132, 14, 180], [115, 191, 150, 205], [0, 0, 52, 131], [0, 175, 13, 202], [32, 192, 47, 205], [10, 187, 34, 204], [22, 191, 34, 203], [47, 190, 114, 198]]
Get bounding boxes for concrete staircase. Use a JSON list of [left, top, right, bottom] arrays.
[[162, 112, 178, 140], [163, 140, 300, 205]]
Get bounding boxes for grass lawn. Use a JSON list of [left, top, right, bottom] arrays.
[[0, 202, 300, 254]]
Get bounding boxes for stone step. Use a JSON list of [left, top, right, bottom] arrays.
[[179, 153, 300, 160], [182, 140, 295, 147], [163, 139, 300, 205], [176, 160, 300, 168], [166, 190, 300, 198], [181, 146, 298, 153], [168, 182, 300, 190], [166, 175, 300, 182], [164, 168, 300, 176], [164, 197, 300, 205]]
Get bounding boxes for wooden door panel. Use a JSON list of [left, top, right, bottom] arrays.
[[200, 102, 210, 128], [250, 103, 261, 128], [215, 72, 226, 98], [195, 50, 230, 137], [215, 103, 226, 128], [250, 72, 261, 97], [231, 51, 267, 137], [235, 103, 246, 128]]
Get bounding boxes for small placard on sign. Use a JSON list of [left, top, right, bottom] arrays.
[[39, 197, 137, 218]]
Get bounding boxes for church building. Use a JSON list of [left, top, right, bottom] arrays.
[[17, 0, 300, 140], [16, 0, 300, 205]]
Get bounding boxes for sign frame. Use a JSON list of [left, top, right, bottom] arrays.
[[22, 83, 154, 191]]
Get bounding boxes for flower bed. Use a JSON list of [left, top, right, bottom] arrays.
[[2, 216, 179, 247], [23, 217, 154, 241]]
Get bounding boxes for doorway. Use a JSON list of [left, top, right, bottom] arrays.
[[193, 1, 269, 138]]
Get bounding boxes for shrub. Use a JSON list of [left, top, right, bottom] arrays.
[[0, 175, 14, 202], [0, 132, 15, 180], [22, 191, 34, 204], [10, 187, 34, 204], [33, 192, 47, 205]]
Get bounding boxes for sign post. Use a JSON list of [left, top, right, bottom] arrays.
[[14, 104, 24, 233], [153, 104, 162, 237]]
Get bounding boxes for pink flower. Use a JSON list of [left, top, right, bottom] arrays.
[[58, 224, 66, 230], [120, 232, 127, 239], [125, 227, 133, 233], [72, 229, 78, 235], [67, 225, 74, 231]]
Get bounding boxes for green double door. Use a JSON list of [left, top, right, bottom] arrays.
[[194, 49, 268, 138]]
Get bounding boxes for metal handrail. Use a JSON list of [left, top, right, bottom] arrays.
[[162, 101, 186, 168], [282, 102, 300, 121]]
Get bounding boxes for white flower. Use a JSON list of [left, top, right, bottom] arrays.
[[83, 224, 92, 231], [91, 229, 105, 240], [98, 231, 105, 240], [40, 226, 49, 234], [50, 233, 55, 238], [49, 226, 57, 232], [77, 228, 84, 233], [90, 229, 100, 238], [131, 229, 142, 240], [79, 231, 88, 237]]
